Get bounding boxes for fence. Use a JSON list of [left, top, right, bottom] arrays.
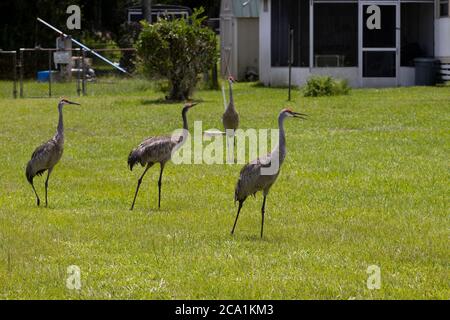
[[0, 50, 18, 98], [0, 47, 136, 99]]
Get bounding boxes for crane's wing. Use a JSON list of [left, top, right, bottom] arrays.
[[30, 138, 60, 163], [234, 154, 273, 202], [140, 136, 175, 158], [27, 137, 62, 181], [128, 135, 176, 170]]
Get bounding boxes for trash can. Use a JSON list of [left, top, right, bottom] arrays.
[[37, 70, 50, 82], [414, 58, 439, 86]]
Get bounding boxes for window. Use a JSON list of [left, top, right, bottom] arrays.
[[271, 0, 309, 67], [363, 51, 396, 77], [363, 6, 396, 48], [314, 3, 358, 67], [440, 0, 449, 17], [401, 3, 434, 66]]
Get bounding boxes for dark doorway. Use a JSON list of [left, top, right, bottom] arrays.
[[362, 4, 397, 78]]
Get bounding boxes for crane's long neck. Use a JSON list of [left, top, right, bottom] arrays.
[[182, 108, 189, 131], [272, 113, 287, 166], [179, 107, 190, 144], [56, 104, 64, 141], [227, 80, 234, 109]]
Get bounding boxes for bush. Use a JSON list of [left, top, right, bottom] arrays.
[[136, 8, 217, 101], [303, 76, 350, 97]]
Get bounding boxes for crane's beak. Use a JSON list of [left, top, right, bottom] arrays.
[[67, 101, 81, 105], [292, 112, 307, 120]]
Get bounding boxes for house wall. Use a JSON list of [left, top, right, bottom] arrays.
[[263, 67, 360, 87], [259, 0, 439, 87], [435, 17, 450, 62]]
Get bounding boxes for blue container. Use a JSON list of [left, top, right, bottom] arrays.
[[37, 70, 50, 82]]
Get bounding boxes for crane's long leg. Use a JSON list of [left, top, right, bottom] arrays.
[[130, 164, 151, 210], [30, 181, 41, 207], [226, 133, 235, 164], [261, 195, 267, 238], [44, 168, 53, 207], [231, 200, 244, 235], [157, 163, 165, 209]]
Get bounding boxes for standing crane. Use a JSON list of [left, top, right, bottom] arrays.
[[222, 76, 239, 146], [128, 102, 198, 210], [25, 98, 80, 207], [231, 108, 307, 238]]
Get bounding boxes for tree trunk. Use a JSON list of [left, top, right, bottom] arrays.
[[169, 80, 185, 101], [141, 0, 152, 23]]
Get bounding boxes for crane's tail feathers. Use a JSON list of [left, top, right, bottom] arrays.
[[234, 181, 242, 205], [26, 164, 46, 184], [128, 150, 139, 171], [25, 163, 34, 184]]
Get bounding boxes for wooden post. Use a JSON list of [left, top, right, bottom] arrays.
[[212, 61, 219, 90], [12, 52, 17, 99], [19, 49, 24, 98]]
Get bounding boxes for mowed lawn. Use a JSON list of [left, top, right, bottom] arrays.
[[0, 79, 448, 299]]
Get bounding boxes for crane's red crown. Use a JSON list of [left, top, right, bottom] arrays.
[[184, 102, 198, 108]]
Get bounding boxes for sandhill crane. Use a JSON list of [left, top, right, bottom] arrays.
[[232, 108, 307, 238], [222, 76, 239, 141], [25, 98, 80, 207], [128, 102, 198, 210]]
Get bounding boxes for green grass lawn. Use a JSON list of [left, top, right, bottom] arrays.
[[0, 79, 448, 299]]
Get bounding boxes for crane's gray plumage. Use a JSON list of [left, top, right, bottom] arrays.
[[128, 135, 177, 171], [232, 108, 307, 238], [25, 98, 80, 206], [128, 102, 197, 210], [222, 76, 239, 132]]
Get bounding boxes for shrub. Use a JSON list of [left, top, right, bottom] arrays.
[[303, 76, 351, 97], [136, 8, 217, 101]]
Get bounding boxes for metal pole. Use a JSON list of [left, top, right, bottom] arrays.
[[77, 49, 81, 96], [82, 49, 86, 96], [12, 52, 17, 99], [48, 50, 52, 97], [288, 28, 293, 101], [19, 49, 24, 98]]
